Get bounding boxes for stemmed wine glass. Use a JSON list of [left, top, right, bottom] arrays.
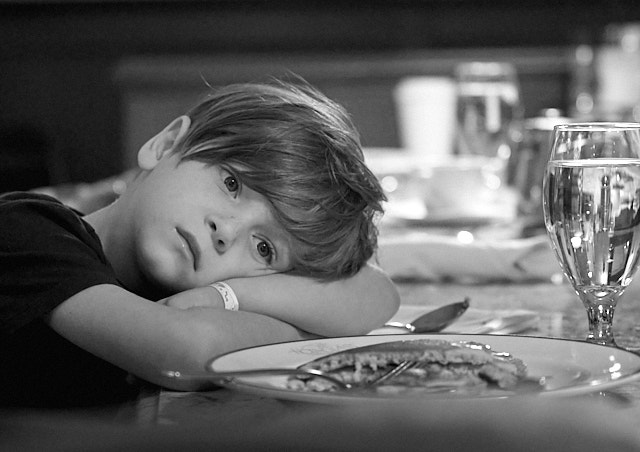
[[543, 123, 640, 346]]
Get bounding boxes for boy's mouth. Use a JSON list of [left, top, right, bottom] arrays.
[[176, 227, 200, 271]]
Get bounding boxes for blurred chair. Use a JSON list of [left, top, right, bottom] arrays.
[[31, 170, 136, 214]]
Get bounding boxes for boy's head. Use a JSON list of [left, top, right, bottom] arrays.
[[172, 78, 385, 280]]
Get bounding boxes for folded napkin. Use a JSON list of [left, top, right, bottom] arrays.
[[375, 231, 560, 283], [370, 304, 540, 336]]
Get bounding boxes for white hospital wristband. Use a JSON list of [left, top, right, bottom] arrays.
[[209, 282, 239, 311]]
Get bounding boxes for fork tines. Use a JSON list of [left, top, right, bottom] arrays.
[[367, 360, 418, 387]]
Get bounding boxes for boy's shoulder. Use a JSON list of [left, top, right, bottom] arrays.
[[0, 191, 64, 207], [0, 190, 115, 284], [0, 191, 92, 243], [0, 191, 119, 337], [1, 191, 78, 216]]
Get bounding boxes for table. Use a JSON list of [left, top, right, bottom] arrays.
[[6, 279, 640, 451], [117, 279, 640, 448], [148, 279, 640, 401]]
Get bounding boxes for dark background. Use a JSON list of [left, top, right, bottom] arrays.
[[1, 0, 639, 191]]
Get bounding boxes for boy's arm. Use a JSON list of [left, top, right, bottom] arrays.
[[161, 262, 400, 336], [46, 284, 313, 391], [226, 262, 399, 336]]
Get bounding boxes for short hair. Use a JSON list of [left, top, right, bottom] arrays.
[[173, 78, 385, 280]]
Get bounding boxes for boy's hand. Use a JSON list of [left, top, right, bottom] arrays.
[[157, 286, 223, 310]]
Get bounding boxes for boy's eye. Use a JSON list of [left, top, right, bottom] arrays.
[[257, 241, 273, 261], [223, 175, 239, 192]]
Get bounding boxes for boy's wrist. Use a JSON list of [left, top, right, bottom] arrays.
[[209, 282, 239, 311]]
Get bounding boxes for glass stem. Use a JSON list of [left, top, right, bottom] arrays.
[[585, 304, 617, 346]]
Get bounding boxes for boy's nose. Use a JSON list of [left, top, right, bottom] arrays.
[[207, 218, 236, 253]]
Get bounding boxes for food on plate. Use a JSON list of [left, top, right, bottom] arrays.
[[286, 338, 527, 395]]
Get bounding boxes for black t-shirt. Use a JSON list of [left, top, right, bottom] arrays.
[[0, 192, 138, 407]]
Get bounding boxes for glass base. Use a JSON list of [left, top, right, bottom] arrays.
[[585, 304, 617, 346]]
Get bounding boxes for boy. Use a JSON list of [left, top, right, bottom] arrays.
[[0, 79, 399, 407]]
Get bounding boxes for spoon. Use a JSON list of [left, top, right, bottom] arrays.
[[384, 298, 470, 333]]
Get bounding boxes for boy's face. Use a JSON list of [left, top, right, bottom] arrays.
[[127, 152, 294, 294]]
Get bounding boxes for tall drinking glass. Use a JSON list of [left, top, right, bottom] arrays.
[[455, 61, 523, 183], [543, 123, 640, 346]]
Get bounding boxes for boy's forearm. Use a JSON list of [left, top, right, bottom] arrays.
[[155, 307, 314, 390], [226, 263, 400, 336], [155, 263, 400, 337], [47, 284, 311, 391]]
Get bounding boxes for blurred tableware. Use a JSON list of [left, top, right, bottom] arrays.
[[595, 23, 640, 120], [384, 298, 470, 333], [568, 44, 597, 120], [512, 109, 572, 222], [543, 122, 640, 345], [373, 305, 540, 336], [464, 313, 539, 335], [363, 148, 518, 227], [454, 61, 523, 184], [393, 77, 456, 164], [363, 148, 428, 221], [417, 155, 518, 224]]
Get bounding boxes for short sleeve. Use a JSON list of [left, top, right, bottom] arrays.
[[0, 192, 120, 335]]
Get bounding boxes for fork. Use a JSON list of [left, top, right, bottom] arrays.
[[163, 362, 419, 391], [162, 368, 353, 389], [366, 360, 418, 387]]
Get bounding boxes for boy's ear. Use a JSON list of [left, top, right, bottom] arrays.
[[137, 115, 191, 170]]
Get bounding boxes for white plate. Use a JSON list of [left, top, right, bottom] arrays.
[[206, 334, 640, 404]]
